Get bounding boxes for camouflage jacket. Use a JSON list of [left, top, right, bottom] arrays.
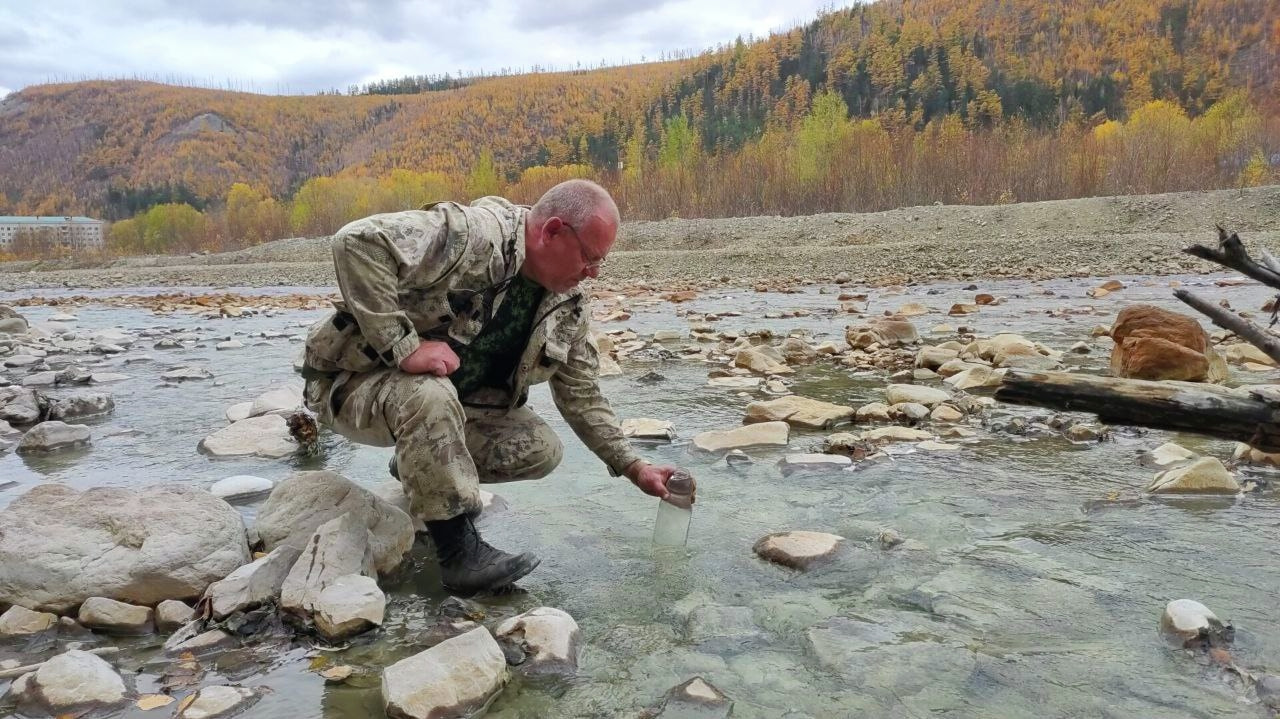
[[304, 196, 640, 475]]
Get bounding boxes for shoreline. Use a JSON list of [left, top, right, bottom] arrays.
[[2, 185, 1276, 292]]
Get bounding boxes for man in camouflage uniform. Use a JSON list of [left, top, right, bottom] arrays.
[[302, 179, 679, 592]]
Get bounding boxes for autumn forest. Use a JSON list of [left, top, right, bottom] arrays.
[[0, 0, 1277, 257]]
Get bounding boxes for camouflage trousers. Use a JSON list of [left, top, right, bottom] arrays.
[[304, 369, 563, 521]]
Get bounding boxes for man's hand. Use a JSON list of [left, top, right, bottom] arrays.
[[399, 340, 460, 376], [624, 461, 684, 501]]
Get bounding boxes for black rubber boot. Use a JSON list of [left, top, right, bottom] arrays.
[[426, 514, 540, 593]]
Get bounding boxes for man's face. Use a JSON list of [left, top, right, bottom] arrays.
[[531, 214, 616, 293]]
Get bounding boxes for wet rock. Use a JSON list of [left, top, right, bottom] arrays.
[[280, 512, 376, 620], [381, 626, 507, 719], [0, 386, 46, 424], [256, 470, 414, 576], [780, 337, 819, 365], [1231, 442, 1280, 466], [1256, 675, 1280, 710], [855, 401, 893, 422], [205, 545, 302, 620], [622, 418, 676, 441], [936, 358, 987, 377], [90, 372, 130, 384], [1069, 341, 1091, 354], [930, 404, 964, 423], [724, 449, 753, 467], [198, 414, 297, 458], [177, 685, 261, 719], [0, 605, 57, 637], [917, 440, 960, 451], [225, 401, 252, 423], [164, 624, 237, 655], [948, 303, 980, 315], [16, 420, 90, 452], [1064, 424, 1103, 442], [860, 426, 933, 443], [944, 366, 1007, 390], [8, 649, 126, 713], [985, 333, 1057, 369], [248, 384, 304, 417], [744, 395, 853, 429], [1141, 442, 1197, 469], [1220, 342, 1275, 367], [494, 607, 581, 675], [162, 366, 213, 381], [77, 596, 153, 635], [0, 483, 250, 612], [753, 531, 843, 570], [778, 453, 853, 476], [652, 677, 733, 718], [1147, 457, 1240, 494], [1110, 305, 1225, 382], [22, 371, 57, 387], [893, 402, 931, 422], [155, 600, 196, 632], [1160, 599, 1233, 648], [209, 474, 274, 501], [706, 375, 762, 390], [915, 346, 959, 369], [314, 574, 386, 641], [846, 317, 919, 348], [733, 346, 794, 375], [47, 391, 114, 420], [805, 617, 976, 692], [693, 421, 789, 453], [0, 318, 27, 335], [215, 340, 244, 350]]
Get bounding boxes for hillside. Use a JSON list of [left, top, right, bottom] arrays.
[[0, 0, 1276, 227]]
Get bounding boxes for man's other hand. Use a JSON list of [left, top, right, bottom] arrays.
[[399, 340, 460, 376], [624, 461, 682, 500]]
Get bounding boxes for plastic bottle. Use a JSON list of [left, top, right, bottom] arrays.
[[652, 470, 695, 546]]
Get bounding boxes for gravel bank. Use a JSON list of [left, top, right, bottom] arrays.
[[2, 186, 1277, 292]]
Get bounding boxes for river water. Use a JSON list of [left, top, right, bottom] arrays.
[[1, 274, 1278, 718]]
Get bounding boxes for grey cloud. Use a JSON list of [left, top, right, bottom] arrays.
[[512, 0, 670, 34]]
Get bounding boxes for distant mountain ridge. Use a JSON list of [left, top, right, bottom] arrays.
[[0, 0, 1275, 218]]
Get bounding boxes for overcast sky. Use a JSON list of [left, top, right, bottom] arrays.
[[0, 1, 845, 98]]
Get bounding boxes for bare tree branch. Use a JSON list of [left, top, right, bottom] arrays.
[[1174, 289, 1280, 365], [1183, 226, 1280, 291]]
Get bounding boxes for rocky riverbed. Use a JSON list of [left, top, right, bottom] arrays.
[[1, 186, 1278, 291], [2, 266, 1280, 717]]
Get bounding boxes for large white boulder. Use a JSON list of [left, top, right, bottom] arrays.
[[176, 685, 261, 719], [248, 384, 304, 417], [9, 649, 126, 714], [494, 607, 582, 675], [255, 470, 414, 575], [1160, 599, 1228, 647], [197, 414, 297, 458], [209, 474, 274, 501], [204, 545, 302, 620], [77, 597, 153, 635], [1147, 457, 1240, 494], [314, 574, 386, 641], [46, 392, 114, 421], [884, 384, 950, 408], [692, 421, 790, 453], [0, 605, 57, 637], [382, 626, 508, 719], [753, 531, 844, 570], [0, 483, 250, 612], [280, 512, 376, 620], [16, 421, 90, 452], [743, 396, 853, 429]]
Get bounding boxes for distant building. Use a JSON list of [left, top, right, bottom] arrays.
[[0, 216, 106, 251]]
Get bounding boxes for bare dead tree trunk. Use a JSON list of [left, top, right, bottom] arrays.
[[996, 370, 1280, 452], [1174, 289, 1280, 365]]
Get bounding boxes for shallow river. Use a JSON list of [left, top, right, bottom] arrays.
[[2, 274, 1278, 718]]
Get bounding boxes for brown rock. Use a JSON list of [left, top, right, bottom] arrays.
[[1109, 305, 1218, 382]]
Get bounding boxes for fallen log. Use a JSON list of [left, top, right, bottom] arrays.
[[1174, 289, 1280, 366], [995, 370, 1280, 452], [1183, 226, 1280, 291]]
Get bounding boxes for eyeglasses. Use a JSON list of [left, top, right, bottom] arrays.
[[559, 222, 607, 270]]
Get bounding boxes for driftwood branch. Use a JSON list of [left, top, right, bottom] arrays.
[[0, 647, 120, 680], [996, 370, 1280, 452], [1174, 289, 1280, 366], [1183, 226, 1280, 291], [1260, 248, 1280, 275]]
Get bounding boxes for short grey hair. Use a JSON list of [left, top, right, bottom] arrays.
[[530, 179, 619, 228]]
